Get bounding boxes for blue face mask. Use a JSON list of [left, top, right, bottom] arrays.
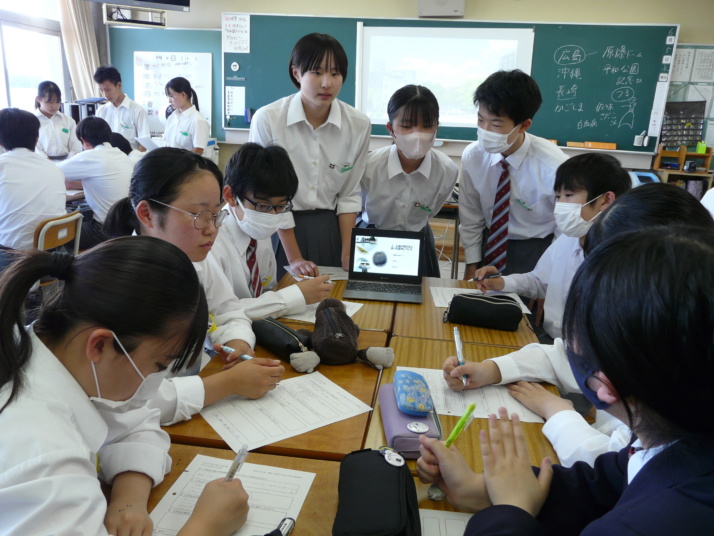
[[566, 347, 611, 410]]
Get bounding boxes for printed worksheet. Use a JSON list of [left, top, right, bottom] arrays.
[[420, 509, 474, 536], [430, 287, 530, 313], [151, 454, 314, 536], [285, 266, 349, 281], [397, 367, 544, 423], [282, 300, 363, 323], [201, 372, 372, 451]]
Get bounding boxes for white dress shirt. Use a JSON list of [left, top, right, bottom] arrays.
[[459, 133, 568, 264], [0, 329, 171, 535], [701, 188, 714, 219], [361, 144, 458, 231], [163, 105, 210, 152], [96, 95, 150, 150], [249, 93, 371, 228], [34, 109, 82, 159], [57, 143, 133, 222], [0, 148, 66, 250], [500, 235, 583, 339], [210, 205, 306, 319]]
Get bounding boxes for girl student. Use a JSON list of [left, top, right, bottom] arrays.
[[164, 77, 210, 155], [360, 85, 458, 277], [0, 237, 249, 536], [419, 224, 714, 535], [249, 33, 371, 277], [104, 147, 284, 427], [34, 80, 82, 160]]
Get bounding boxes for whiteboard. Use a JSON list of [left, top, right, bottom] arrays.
[[133, 51, 212, 136]]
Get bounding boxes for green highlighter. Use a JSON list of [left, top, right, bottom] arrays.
[[444, 402, 476, 447]]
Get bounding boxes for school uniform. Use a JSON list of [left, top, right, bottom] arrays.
[[500, 235, 583, 339], [0, 329, 171, 535], [96, 94, 150, 151], [464, 438, 714, 535], [0, 148, 66, 251], [701, 188, 714, 218], [459, 133, 568, 274], [361, 144, 458, 277], [163, 105, 210, 152], [249, 93, 371, 272], [209, 205, 306, 319], [34, 109, 82, 159]]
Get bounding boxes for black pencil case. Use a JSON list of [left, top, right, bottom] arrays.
[[251, 317, 311, 360], [443, 293, 523, 332]]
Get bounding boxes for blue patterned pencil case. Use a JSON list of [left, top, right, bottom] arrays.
[[393, 370, 434, 417]]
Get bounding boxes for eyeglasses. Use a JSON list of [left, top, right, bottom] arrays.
[[243, 196, 293, 214], [148, 199, 227, 230]]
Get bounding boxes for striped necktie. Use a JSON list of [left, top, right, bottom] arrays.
[[246, 238, 262, 297], [483, 159, 510, 272]]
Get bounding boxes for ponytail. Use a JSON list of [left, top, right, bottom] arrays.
[[104, 197, 140, 237], [191, 89, 200, 112]]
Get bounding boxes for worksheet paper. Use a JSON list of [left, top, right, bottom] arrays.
[[201, 372, 372, 451], [285, 265, 349, 281], [429, 287, 530, 313], [397, 367, 544, 423], [150, 454, 314, 536], [282, 300, 363, 323], [420, 509, 474, 536]]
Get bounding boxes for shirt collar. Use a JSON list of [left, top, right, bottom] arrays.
[[626, 438, 673, 484], [113, 95, 130, 110], [387, 144, 432, 180], [491, 132, 532, 170], [177, 105, 197, 118], [286, 93, 341, 129]]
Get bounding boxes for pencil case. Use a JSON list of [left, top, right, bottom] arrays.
[[443, 293, 523, 332], [393, 370, 434, 416], [251, 317, 311, 360], [332, 448, 421, 536], [379, 383, 442, 459]]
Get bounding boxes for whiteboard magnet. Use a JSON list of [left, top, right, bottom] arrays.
[[230, 62, 240, 72]]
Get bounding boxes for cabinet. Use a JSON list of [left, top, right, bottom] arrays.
[[653, 145, 713, 199]]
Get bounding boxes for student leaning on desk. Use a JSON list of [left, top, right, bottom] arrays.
[[0, 237, 248, 536]]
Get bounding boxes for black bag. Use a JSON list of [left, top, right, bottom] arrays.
[[312, 298, 360, 365], [333, 448, 421, 536], [443, 293, 523, 332], [251, 317, 311, 360]]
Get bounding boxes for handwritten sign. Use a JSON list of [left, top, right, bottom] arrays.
[[222, 13, 250, 54]]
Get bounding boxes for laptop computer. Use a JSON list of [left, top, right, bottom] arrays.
[[342, 227, 424, 304]]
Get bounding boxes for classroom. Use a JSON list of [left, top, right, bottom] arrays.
[[1, 1, 714, 535]]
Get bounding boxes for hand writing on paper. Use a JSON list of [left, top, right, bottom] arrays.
[[216, 340, 255, 365], [296, 274, 333, 304], [507, 381, 574, 420], [180, 478, 250, 536], [442, 356, 502, 391], [471, 266, 505, 292]]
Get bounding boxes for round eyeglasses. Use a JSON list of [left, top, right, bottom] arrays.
[[148, 199, 227, 230]]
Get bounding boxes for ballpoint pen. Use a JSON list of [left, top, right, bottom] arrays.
[[220, 346, 253, 359], [453, 326, 468, 387], [224, 444, 249, 482], [469, 272, 503, 282], [444, 403, 476, 448]]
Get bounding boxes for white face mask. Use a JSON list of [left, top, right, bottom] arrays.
[[553, 194, 604, 238], [477, 124, 520, 154], [233, 198, 285, 240], [392, 130, 436, 160]]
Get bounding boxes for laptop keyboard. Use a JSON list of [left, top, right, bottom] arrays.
[[346, 281, 422, 295]]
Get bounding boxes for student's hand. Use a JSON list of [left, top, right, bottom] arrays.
[[507, 381, 574, 420], [223, 357, 284, 398], [296, 274, 333, 304], [289, 258, 319, 277], [480, 408, 553, 517], [179, 478, 249, 536], [416, 436, 491, 512], [463, 263, 478, 281], [443, 356, 502, 391], [104, 471, 153, 536], [216, 340, 255, 365], [471, 266, 505, 292]]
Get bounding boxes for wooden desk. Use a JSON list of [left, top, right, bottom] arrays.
[[164, 329, 387, 460], [393, 277, 538, 348], [149, 444, 339, 535]]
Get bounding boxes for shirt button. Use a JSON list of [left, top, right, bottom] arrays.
[[312, 161, 317, 166]]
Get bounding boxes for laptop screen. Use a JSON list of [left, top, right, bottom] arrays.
[[349, 228, 424, 283]]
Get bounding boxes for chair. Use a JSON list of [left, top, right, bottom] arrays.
[[33, 210, 83, 255]]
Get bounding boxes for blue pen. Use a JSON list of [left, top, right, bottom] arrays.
[[453, 327, 468, 387], [220, 346, 253, 360]]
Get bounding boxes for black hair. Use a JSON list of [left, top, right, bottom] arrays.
[[93, 65, 122, 85], [564, 225, 714, 445], [35, 81, 62, 109], [109, 132, 132, 155], [224, 142, 298, 202], [0, 236, 208, 412], [584, 183, 714, 255], [289, 33, 348, 89], [165, 77, 200, 112], [76, 116, 112, 147], [473, 69, 542, 125], [0, 108, 40, 151], [553, 153, 632, 202], [104, 147, 223, 237], [387, 85, 439, 129]]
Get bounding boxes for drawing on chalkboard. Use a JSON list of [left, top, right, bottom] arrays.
[[619, 97, 637, 128]]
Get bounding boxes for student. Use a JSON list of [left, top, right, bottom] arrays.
[[459, 69, 568, 279], [249, 33, 371, 277], [0, 108, 65, 270], [104, 147, 284, 426], [472, 153, 631, 341], [109, 132, 144, 165], [0, 237, 249, 536], [34, 81, 82, 160], [360, 85, 458, 277], [57, 116, 134, 249], [443, 183, 714, 468], [421, 224, 714, 535], [163, 77, 210, 155], [94, 65, 150, 152], [210, 142, 332, 318]]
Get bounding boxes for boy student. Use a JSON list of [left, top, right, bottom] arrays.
[[472, 153, 631, 342], [94, 65, 150, 152], [459, 70, 568, 280], [58, 116, 134, 249], [0, 108, 65, 270], [210, 143, 332, 319]]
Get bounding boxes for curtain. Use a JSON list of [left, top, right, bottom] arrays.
[[58, 0, 101, 100]]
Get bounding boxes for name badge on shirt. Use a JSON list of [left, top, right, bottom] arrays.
[[331, 162, 353, 173], [61, 128, 69, 133], [181, 131, 189, 136], [121, 122, 132, 130]]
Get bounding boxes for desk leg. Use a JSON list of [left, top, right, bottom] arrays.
[[450, 213, 460, 279]]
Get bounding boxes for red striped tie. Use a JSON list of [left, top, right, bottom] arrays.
[[246, 238, 261, 297], [484, 160, 510, 272]]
